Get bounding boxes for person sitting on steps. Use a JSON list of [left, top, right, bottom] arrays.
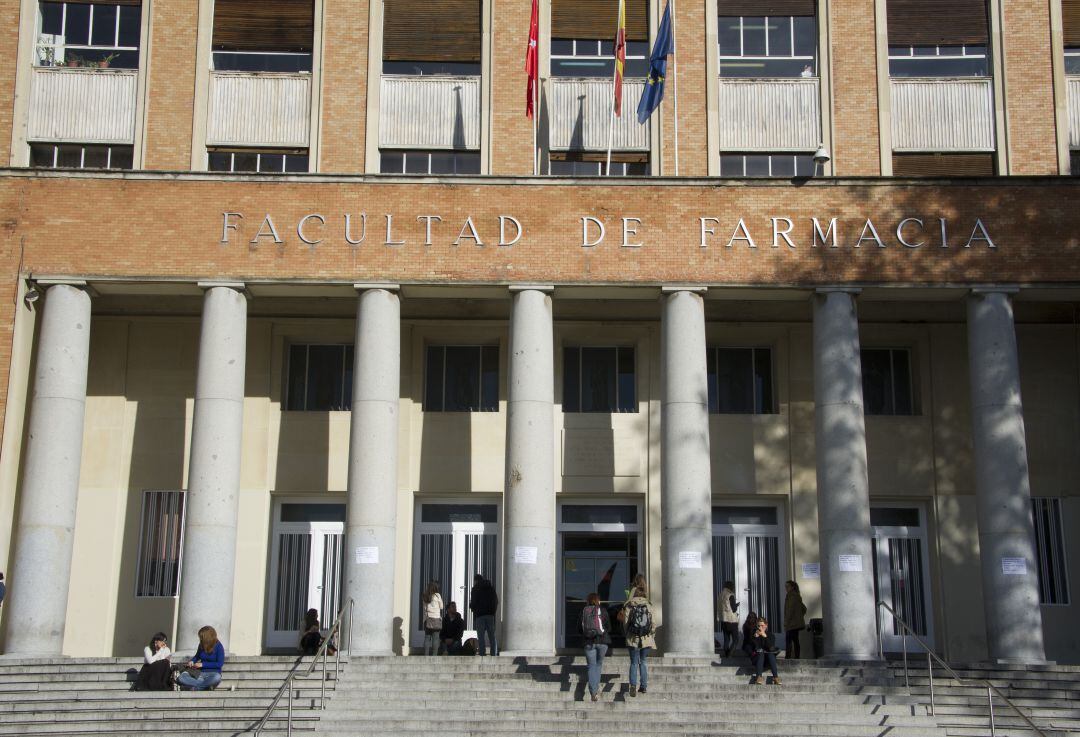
[[176, 625, 225, 691], [439, 601, 465, 655], [299, 608, 322, 656], [134, 632, 172, 691], [749, 616, 781, 686]]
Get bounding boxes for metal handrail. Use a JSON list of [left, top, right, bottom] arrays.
[[249, 597, 355, 736], [876, 600, 1047, 737]]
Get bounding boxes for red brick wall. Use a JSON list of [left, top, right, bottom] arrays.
[[1001, 0, 1060, 174], [829, 0, 882, 175], [659, 0, 709, 177], [142, 0, 200, 170], [319, 0, 370, 173], [3, 174, 1077, 285], [0, 0, 22, 165], [491, 0, 534, 174]]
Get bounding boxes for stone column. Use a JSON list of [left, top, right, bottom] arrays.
[[4, 284, 91, 655], [502, 286, 555, 655], [813, 289, 878, 660], [344, 285, 400, 655], [660, 287, 715, 657], [176, 284, 247, 652], [967, 288, 1046, 663]]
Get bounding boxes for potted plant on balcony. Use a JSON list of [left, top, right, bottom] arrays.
[[97, 52, 119, 69]]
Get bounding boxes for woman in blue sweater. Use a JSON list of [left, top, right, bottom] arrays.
[[177, 625, 225, 691]]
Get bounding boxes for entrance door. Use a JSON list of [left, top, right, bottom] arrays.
[[265, 500, 346, 649], [872, 505, 934, 652], [711, 504, 786, 649], [557, 503, 641, 649], [411, 502, 500, 649]]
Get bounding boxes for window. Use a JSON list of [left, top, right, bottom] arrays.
[[380, 150, 481, 175], [424, 345, 499, 412], [383, 0, 481, 75], [563, 346, 636, 413], [707, 347, 774, 414], [211, 0, 314, 72], [717, 15, 817, 77], [720, 153, 816, 177], [549, 155, 648, 177], [286, 344, 354, 411], [1068, 48, 1080, 75], [887, 44, 989, 77], [30, 142, 133, 169], [208, 149, 308, 173], [549, 39, 649, 78], [1072, 151, 1080, 177], [860, 348, 914, 415], [1031, 498, 1069, 605], [36, 1, 141, 69], [135, 490, 185, 597], [892, 152, 995, 176]]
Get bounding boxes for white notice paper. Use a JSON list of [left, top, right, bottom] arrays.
[[355, 546, 379, 565], [678, 551, 703, 569], [801, 562, 821, 579], [1001, 557, 1027, 575], [514, 546, 538, 565], [838, 554, 863, 572]]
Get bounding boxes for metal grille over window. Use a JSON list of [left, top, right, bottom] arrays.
[[274, 533, 312, 630], [135, 490, 185, 598], [417, 534, 454, 633], [1031, 498, 1070, 605]]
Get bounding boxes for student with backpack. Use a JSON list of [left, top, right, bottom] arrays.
[[579, 592, 611, 702], [619, 574, 655, 697]]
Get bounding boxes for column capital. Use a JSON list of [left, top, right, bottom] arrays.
[[197, 280, 249, 299], [814, 286, 861, 296], [353, 282, 400, 293], [509, 284, 554, 294], [661, 285, 708, 294], [970, 285, 1020, 296]]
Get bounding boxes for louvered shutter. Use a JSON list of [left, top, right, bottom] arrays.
[[887, 0, 989, 46], [213, 0, 314, 52], [382, 0, 482, 62], [892, 153, 995, 176], [1064, 0, 1080, 46], [551, 0, 648, 41], [716, 0, 816, 16]]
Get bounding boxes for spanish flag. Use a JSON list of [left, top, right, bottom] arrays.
[[613, 0, 626, 116]]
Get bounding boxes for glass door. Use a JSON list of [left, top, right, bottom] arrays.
[[711, 504, 786, 649], [411, 502, 500, 649], [265, 500, 346, 650], [557, 503, 641, 649], [872, 505, 934, 652]]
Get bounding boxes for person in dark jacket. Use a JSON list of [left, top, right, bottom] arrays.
[[299, 608, 322, 655], [439, 601, 466, 655], [579, 592, 612, 702], [741, 611, 759, 657], [469, 574, 499, 656], [783, 580, 807, 659], [749, 616, 781, 685]]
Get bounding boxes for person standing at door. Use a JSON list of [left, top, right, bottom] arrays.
[[783, 580, 807, 659], [422, 581, 444, 656], [469, 574, 499, 656], [620, 575, 655, 697], [718, 580, 739, 657], [580, 592, 611, 702]]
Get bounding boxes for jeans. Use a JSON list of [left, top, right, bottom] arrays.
[[176, 670, 222, 690], [753, 650, 779, 678], [628, 646, 651, 689], [584, 643, 608, 696], [785, 628, 803, 659], [475, 614, 498, 656], [423, 630, 439, 656]]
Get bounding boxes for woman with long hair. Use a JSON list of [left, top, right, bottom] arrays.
[[620, 575, 655, 697], [783, 580, 807, 659], [421, 580, 444, 656], [580, 592, 612, 702], [176, 625, 225, 691], [134, 631, 172, 691]]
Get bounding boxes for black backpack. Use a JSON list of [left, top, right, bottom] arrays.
[[582, 605, 605, 639], [626, 603, 652, 636]]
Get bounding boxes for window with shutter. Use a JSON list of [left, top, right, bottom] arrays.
[[548, 151, 649, 176], [717, 1, 817, 78], [382, 0, 482, 75], [550, 0, 649, 78], [892, 153, 995, 176], [211, 0, 314, 72], [886, 0, 989, 77], [1067, 0, 1080, 46]]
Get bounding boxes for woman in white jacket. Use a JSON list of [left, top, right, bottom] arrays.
[[135, 632, 172, 691], [421, 581, 444, 656], [718, 581, 739, 657]]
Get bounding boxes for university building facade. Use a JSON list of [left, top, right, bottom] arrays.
[[0, 0, 1077, 664]]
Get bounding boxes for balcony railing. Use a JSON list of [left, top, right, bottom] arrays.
[[380, 75, 480, 149], [890, 77, 995, 152], [547, 78, 648, 151], [716, 77, 821, 151], [28, 67, 137, 144], [1068, 76, 1080, 150], [206, 71, 311, 147]]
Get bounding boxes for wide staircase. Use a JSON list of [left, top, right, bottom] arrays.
[[0, 654, 1075, 736], [0, 655, 342, 735]]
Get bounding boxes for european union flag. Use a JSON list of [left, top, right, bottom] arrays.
[[636, 1, 673, 124]]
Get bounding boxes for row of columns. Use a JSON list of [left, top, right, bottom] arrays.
[[2, 284, 1046, 663]]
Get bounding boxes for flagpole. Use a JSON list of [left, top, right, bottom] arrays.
[[606, 9, 620, 177], [534, 80, 539, 175], [671, 0, 679, 176]]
